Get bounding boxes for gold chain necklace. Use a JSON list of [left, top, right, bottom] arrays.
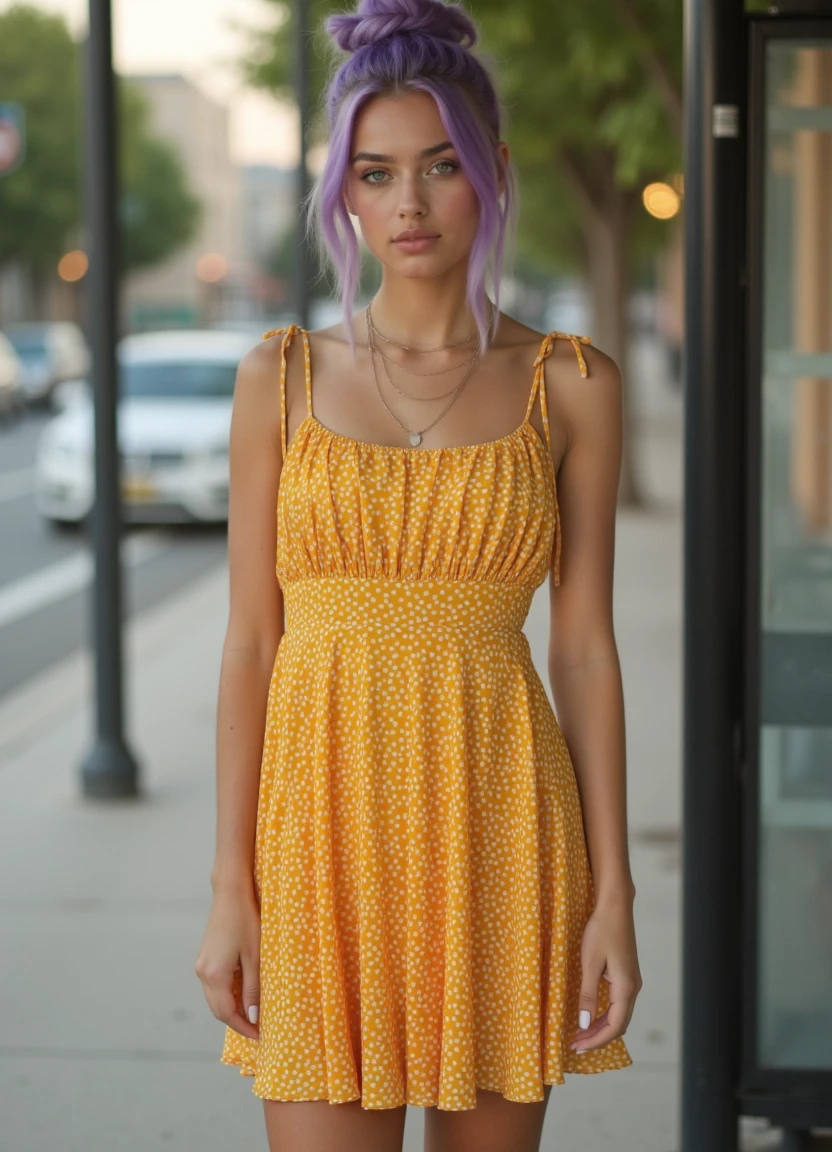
[[373, 340, 476, 378], [367, 297, 479, 352], [377, 345, 471, 401], [367, 298, 482, 400], [365, 307, 480, 446]]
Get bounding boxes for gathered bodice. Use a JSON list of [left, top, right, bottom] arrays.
[[262, 325, 591, 591]]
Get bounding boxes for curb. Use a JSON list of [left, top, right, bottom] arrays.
[[0, 562, 228, 766]]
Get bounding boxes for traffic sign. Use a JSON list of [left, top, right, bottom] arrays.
[[0, 102, 26, 177]]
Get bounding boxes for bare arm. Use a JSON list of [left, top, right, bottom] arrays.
[[546, 345, 635, 908], [210, 338, 286, 895]]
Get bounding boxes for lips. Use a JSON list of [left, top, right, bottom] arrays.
[[394, 230, 439, 242]]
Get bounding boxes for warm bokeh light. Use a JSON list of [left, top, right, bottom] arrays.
[[643, 182, 681, 220], [57, 249, 88, 282], [196, 252, 228, 283]]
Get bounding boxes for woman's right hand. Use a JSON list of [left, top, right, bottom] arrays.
[[194, 881, 261, 1041]]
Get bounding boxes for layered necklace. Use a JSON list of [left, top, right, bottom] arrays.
[[365, 298, 492, 447]]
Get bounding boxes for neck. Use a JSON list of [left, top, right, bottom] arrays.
[[366, 278, 490, 349]]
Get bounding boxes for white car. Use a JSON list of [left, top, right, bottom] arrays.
[[4, 321, 91, 405], [34, 329, 257, 526], [0, 332, 24, 417]]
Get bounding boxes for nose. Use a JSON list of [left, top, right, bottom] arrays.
[[397, 172, 428, 219]]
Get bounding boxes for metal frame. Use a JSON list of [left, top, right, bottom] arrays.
[[680, 0, 747, 1147], [739, 15, 832, 1126]]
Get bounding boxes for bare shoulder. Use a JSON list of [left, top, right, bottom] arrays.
[[552, 339, 623, 457], [561, 339, 622, 401], [232, 337, 282, 412], [490, 313, 546, 356], [250, 327, 310, 426]]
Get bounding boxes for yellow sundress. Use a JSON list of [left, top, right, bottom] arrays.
[[220, 324, 633, 1109]]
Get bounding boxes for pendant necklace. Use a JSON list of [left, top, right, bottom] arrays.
[[365, 307, 481, 447]]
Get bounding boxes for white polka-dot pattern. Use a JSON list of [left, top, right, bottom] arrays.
[[220, 325, 632, 1109]]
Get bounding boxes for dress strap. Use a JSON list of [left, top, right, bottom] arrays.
[[524, 330, 592, 587], [524, 330, 592, 451], [261, 325, 312, 460]]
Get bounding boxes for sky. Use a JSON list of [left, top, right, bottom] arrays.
[[2, 0, 298, 166]]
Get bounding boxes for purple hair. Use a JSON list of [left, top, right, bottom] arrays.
[[305, 0, 520, 361]]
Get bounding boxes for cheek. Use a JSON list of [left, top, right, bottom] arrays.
[[443, 181, 480, 233], [352, 184, 388, 230], [437, 171, 478, 211]]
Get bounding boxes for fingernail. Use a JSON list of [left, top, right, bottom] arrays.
[[575, 1047, 588, 1054], [579, 1010, 591, 1029], [248, 1005, 259, 1024]]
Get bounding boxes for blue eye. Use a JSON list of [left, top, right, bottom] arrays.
[[359, 159, 460, 184]]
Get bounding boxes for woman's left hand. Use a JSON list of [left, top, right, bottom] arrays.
[[569, 892, 642, 1053]]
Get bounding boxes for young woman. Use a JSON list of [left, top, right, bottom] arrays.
[[195, 0, 642, 1148]]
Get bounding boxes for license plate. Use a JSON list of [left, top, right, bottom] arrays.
[[121, 476, 157, 501]]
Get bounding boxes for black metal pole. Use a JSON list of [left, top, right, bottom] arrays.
[[295, 0, 311, 329], [79, 0, 140, 799], [680, 0, 746, 1147]]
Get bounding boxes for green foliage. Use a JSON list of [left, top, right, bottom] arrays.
[[236, 0, 683, 279], [0, 4, 200, 275], [0, 5, 81, 269], [265, 223, 382, 299], [119, 81, 202, 269]]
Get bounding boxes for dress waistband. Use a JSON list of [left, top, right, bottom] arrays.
[[282, 578, 534, 638]]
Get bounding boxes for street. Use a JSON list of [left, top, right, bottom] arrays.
[[0, 409, 227, 700]]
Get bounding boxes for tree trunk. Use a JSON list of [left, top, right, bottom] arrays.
[[29, 264, 50, 321], [559, 146, 646, 507], [585, 192, 643, 506]]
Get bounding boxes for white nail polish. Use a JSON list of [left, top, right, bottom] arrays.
[[248, 1005, 259, 1024], [579, 1009, 591, 1030]]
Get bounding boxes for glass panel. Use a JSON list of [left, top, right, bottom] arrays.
[[757, 40, 832, 1070]]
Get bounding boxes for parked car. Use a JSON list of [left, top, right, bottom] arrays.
[[0, 332, 24, 418], [3, 321, 90, 406], [34, 328, 256, 526]]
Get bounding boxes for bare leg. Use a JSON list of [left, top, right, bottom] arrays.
[[263, 1097, 407, 1152], [423, 1084, 553, 1152]]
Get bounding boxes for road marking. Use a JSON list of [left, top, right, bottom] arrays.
[[0, 532, 168, 631], [0, 468, 35, 506]]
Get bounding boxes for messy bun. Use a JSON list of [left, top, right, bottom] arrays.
[[326, 0, 477, 54], [307, 0, 519, 362]]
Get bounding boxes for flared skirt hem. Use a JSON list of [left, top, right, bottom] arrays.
[[219, 1046, 634, 1110]]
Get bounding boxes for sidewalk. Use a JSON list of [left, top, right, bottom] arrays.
[[1, 426, 688, 1152]]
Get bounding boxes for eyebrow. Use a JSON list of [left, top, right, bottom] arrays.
[[350, 141, 455, 164]]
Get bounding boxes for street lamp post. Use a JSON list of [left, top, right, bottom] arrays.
[[79, 0, 141, 799]]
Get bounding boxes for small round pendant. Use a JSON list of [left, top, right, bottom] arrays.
[[409, 431, 422, 446]]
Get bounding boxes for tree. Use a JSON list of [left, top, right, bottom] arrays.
[[473, 0, 683, 503], [0, 4, 201, 312], [119, 80, 202, 270], [0, 6, 81, 286], [234, 0, 683, 503], [265, 219, 382, 302]]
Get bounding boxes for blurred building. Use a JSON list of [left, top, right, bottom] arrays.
[[122, 73, 244, 331], [239, 163, 298, 321]]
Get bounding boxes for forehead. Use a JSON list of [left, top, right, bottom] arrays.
[[352, 89, 446, 150]]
